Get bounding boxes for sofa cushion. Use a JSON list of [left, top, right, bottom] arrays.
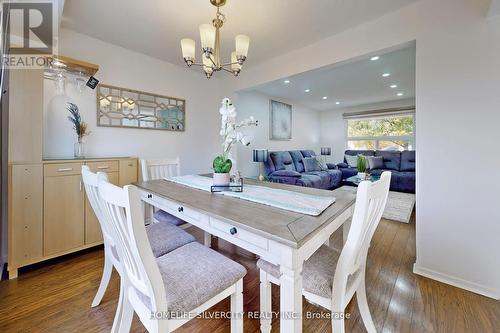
[[338, 167, 358, 180], [375, 151, 401, 171], [289, 150, 306, 173], [297, 174, 323, 188], [326, 169, 342, 187], [270, 151, 296, 171], [270, 170, 301, 177], [345, 154, 359, 168], [303, 157, 322, 172], [301, 150, 316, 158], [366, 156, 384, 170], [400, 151, 415, 171]]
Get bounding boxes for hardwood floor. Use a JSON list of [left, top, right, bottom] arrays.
[[1, 215, 499, 332]]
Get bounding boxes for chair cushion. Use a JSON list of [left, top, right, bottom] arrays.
[[146, 222, 196, 257], [154, 210, 186, 226], [153, 242, 246, 313], [257, 245, 357, 299]]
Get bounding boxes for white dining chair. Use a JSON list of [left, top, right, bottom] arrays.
[[140, 157, 212, 247], [81, 166, 196, 308], [257, 171, 392, 333], [97, 174, 246, 333]]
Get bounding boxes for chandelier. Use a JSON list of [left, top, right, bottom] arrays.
[[180, 0, 250, 79]]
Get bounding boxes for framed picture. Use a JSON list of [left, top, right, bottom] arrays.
[[269, 100, 292, 140]]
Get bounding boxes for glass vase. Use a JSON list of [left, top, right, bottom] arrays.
[[74, 139, 86, 158]]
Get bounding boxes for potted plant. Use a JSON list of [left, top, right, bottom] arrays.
[[357, 155, 367, 180], [67, 103, 90, 157], [213, 98, 258, 186]]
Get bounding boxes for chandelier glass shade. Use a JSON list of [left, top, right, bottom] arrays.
[[180, 0, 250, 79]]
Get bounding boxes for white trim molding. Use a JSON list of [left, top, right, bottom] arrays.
[[413, 264, 500, 300]]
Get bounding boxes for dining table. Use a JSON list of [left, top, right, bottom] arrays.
[[135, 176, 356, 333]]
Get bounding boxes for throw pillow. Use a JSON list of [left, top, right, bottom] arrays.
[[366, 156, 384, 170], [345, 154, 359, 168], [315, 157, 328, 171], [303, 157, 322, 172]]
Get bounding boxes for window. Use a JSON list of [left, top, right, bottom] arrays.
[[345, 111, 415, 151]]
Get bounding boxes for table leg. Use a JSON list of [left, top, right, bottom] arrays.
[[279, 264, 303, 333]]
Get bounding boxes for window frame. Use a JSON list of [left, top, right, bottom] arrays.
[[344, 111, 416, 151]]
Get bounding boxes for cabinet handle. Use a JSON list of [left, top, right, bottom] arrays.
[[230, 227, 237, 235], [79, 180, 82, 191], [128, 163, 133, 167], [97, 166, 109, 169], [178, 206, 184, 212], [58, 168, 73, 172], [147, 194, 152, 199]]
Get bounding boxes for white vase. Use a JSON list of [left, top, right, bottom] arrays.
[[358, 172, 366, 180], [213, 173, 231, 186]]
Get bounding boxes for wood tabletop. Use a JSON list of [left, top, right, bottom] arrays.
[[134, 178, 356, 248]]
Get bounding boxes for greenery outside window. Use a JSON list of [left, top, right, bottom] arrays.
[[345, 110, 415, 151]]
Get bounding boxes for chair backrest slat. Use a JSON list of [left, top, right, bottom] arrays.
[[140, 157, 181, 181]]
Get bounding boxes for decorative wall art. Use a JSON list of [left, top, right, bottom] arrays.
[[97, 84, 185, 131], [269, 100, 292, 140]]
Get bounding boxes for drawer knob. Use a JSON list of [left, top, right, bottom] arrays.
[[230, 227, 237, 235], [147, 194, 152, 199], [178, 206, 184, 212]]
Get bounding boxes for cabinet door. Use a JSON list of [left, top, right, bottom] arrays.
[[119, 158, 138, 186], [44, 174, 84, 256], [9, 164, 43, 266], [85, 172, 118, 245]]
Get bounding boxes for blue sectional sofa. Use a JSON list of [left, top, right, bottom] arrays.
[[337, 150, 416, 193], [264, 150, 343, 190]]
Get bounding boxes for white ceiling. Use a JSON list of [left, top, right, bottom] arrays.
[[251, 45, 416, 111], [61, 0, 418, 68]]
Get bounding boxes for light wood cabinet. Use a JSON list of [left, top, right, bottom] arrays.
[[43, 164, 85, 256], [8, 157, 138, 279], [85, 171, 118, 245], [119, 158, 138, 186], [8, 165, 43, 269]]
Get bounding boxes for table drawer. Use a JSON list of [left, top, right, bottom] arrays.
[[44, 163, 84, 177], [210, 217, 269, 251], [86, 161, 119, 173], [142, 193, 204, 224]]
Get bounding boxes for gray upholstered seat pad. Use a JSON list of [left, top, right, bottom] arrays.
[[154, 242, 247, 313], [154, 209, 186, 226], [145, 221, 196, 257], [258, 245, 356, 299]]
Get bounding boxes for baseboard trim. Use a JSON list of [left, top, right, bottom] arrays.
[[413, 264, 500, 300]]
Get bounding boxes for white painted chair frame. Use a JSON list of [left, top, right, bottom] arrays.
[[140, 157, 212, 247], [82, 166, 122, 309], [259, 172, 392, 333], [97, 176, 244, 333]]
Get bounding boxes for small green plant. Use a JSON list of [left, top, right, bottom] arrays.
[[213, 155, 233, 174], [357, 155, 367, 173]]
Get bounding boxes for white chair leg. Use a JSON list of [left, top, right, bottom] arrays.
[[110, 278, 125, 333], [148, 204, 156, 224], [230, 279, 244, 333], [332, 317, 345, 333], [356, 272, 377, 333], [117, 287, 134, 333], [259, 270, 272, 333], [91, 251, 113, 307], [204, 232, 212, 248]]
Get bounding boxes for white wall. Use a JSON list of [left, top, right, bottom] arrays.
[[223, 0, 500, 298], [45, 29, 223, 175], [320, 98, 415, 163], [234, 91, 321, 177]]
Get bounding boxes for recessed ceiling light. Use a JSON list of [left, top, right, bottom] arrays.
[[382, 73, 391, 77], [370, 56, 380, 61], [284, 80, 290, 84], [336, 101, 341, 105], [304, 89, 310, 93], [390, 84, 398, 89], [397, 92, 404, 97], [322, 96, 328, 100]]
